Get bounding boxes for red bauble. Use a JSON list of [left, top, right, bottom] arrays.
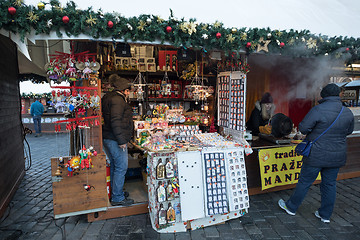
[[346, 47, 350, 51], [216, 32, 221, 39], [8, 7, 16, 16], [279, 42, 285, 48], [107, 20, 114, 28], [166, 26, 172, 33], [62, 16, 69, 24], [246, 42, 251, 48]]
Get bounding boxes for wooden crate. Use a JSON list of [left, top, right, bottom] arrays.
[[51, 153, 109, 219]]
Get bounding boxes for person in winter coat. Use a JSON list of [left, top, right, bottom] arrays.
[[102, 74, 134, 206], [278, 83, 354, 223], [246, 92, 276, 136], [30, 97, 44, 137]]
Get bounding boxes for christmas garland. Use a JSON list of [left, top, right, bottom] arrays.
[[21, 92, 52, 99], [1, 0, 360, 64]]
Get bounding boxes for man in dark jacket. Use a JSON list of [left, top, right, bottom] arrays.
[[102, 74, 134, 206], [278, 83, 354, 223]]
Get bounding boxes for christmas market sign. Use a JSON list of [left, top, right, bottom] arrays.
[[258, 146, 321, 190], [0, 0, 359, 63]]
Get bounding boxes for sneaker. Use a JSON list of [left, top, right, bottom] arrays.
[[124, 191, 129, 198], [315, 211, 330, 223], [278, 199, 296, 216], [111, 198, 134, 206]]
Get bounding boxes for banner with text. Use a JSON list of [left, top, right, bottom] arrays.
[[258, 146, 320, 190]]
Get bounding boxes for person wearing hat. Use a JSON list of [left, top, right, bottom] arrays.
[[278, 83, 354, 223], [102, 74, 134, 206], [30, 96, 44, 137], [246, 92, 276, 136]]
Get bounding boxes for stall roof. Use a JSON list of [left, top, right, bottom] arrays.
[[25, 0, 360, 38], [344, 80, 360, 88]]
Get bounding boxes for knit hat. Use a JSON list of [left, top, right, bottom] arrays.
[[271, 113, 293, 138], [260, 92, 273, 104], [320, 83, 340, 98], [109, 74, 131, 91]]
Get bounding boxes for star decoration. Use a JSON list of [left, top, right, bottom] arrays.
[[240, 33, 247, 41], [257, 37, 271, 52], [27, 11, 39, 23], [288, 38, 295, 45], [213, 21, 221, 28], [202, 34, 208, 39], [137, 20, 146, 31], [54, 5, 64, 12], [86, 14, 97, 26], [13, 0, 23, 7], [226, 34, 235, 43], [47, 19, 53, 28], [306, 38, 317, 49]]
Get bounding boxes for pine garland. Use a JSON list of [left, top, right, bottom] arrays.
[[1, 0, 359, 63]]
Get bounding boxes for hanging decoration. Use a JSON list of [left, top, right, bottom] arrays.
[[185, 62, 211, 104], [132, 72, 147, 101]]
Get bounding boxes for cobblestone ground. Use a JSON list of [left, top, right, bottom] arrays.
[[1, 133, 360, 240]]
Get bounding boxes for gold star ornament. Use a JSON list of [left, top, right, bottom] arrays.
[[27, 11, 39, 23], [257, 37, 271, 52]]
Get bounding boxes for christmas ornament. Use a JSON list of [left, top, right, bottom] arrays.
[[256, 37, 271, 52], [62, 16, 69, 24], [306, 38, 317, 49], [202, 34, 208, 39], [107, 20, 113, 28], [86, 14, 97, 26], [127, 23, 133, 30], [226, 34, 235, 43], [240, 33, 247, 41], [231, 28, 237, 34], [279, 42, 285, 48], [246, 42, 251, 48], [216, 32, 221, 39], [346, 48, 350, 51], [213, 21, 221, 28], [27, 11, 39, 23], [137, 20, 146, 31], [8, 7, 16, 16], [267, 33, 272, 39], [166, 26, 172, 33], [14, 0, 23, 7], [156, 15, 164, 23], [201, 24, 208, 30], [37, 2, 45, 10], [47, 19, 53, 28]]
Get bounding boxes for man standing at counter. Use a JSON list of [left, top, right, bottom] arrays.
[[278, 83, 354, 223], [102, 74, 134, 206], [30, 97, 44, 137]]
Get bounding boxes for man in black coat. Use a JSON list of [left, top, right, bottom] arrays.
[[102, 74, 134, 206], [278, 83, 354, 223]]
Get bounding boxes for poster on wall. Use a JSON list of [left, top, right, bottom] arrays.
[[258, 146, 321, 190]]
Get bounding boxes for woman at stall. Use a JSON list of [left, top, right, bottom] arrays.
[[246, 92, 276, 136]]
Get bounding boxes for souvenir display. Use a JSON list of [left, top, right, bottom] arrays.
[[147, 134, 249, 233]]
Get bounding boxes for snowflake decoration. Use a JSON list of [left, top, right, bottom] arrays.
[[137, 20, 146, 31], [13, 0, 23, 7], [156, 16, 164, 23], [306, 38, 317, 49], [86, 14, 97, 26], [240, 33, 247, 41], [226, 34, 235, 43], [180, 22, 197, 35], [27, 11, 39, 23], [202, 34, 208, 39], [213, 21, 221, 28]]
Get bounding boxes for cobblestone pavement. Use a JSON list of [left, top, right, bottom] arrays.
[[1, 133, 360, 240]]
